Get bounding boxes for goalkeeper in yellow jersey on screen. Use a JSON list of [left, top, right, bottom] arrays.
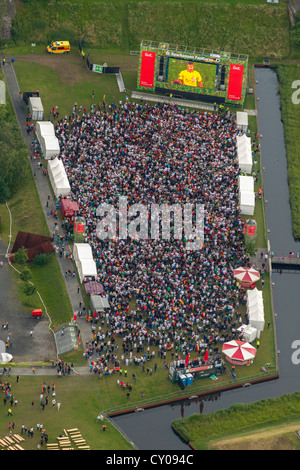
[[171, 61, 204, 88]]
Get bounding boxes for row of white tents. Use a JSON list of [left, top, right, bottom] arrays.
[[238, 175, 255, 215], [73, 243, 97, 283], [35, 121, 60, 159]]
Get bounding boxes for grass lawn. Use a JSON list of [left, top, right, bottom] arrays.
[[172, 392, 300, 450], [0, 375, 134, 450], [275, 63, 300, 239]]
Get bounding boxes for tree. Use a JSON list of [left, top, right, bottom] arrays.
[[20, 267, 32, 282], [14, 246, 28, 265], [23, 283, 36, 297]]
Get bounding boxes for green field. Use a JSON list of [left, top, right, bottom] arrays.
[[5, 1, 290, 60], [172, 392, 300, 450]]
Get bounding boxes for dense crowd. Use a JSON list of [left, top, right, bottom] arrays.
[[54, 101, 251, 366]]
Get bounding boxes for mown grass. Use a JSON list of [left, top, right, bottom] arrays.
[[0, 375, 134, 450], [172, 392, 300, 449]]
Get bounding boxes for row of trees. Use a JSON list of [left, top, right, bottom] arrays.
[[0, 105, 29, 203], [14, 246, 50, 298]]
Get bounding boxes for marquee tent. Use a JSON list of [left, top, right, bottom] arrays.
[[35, 121, 55, 145], [90, 295, 110, 313], [233, 267, 260, 284], [236, 134, 252, 174], [47, 158, 70, 197], [239, 175, 254, 193], [236, 111, 249, 133], [247, 288, 265, 332], [239, 189, 255, 215], [73, 243, 93, 262], [238, 175, 255, 215], [29, 96, 44, 120], [76, 259, 97, 283], [73, 242, 97, 283], [222, 340, 256, 365], [242, 325, 257, 343], [40, 135, 60, 159]]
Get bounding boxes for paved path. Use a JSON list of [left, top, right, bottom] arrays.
[[1, 59, 93, 372]]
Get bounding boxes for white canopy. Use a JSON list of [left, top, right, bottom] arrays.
[[73, 243, 97, 282], [236, 111, 248, 132], [239, 175, 255, 215], [41, 135, 60, 159], [29, 96, 44, 120], [0, 353, 13, 364], [240, 190, 255, 215], [73, 243, 93, 262], [35, 121, 55, 145], [242, 325, 257, 343], [90, 295, 110, 312], [76, 259, 97, 283], [47, 158, 70, 197], [247, 288, 265, 331], [236, 134, 252, 174], [239, 175, 254, 193]]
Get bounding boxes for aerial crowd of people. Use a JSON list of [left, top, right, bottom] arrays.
[[54, 100, 252, 367]]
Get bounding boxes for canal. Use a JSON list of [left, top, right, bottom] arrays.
[[112, 67, 300, 450]]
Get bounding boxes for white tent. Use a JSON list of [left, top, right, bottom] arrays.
[[73, 243, 97, 283], [242, 325, 257, 343], [236, 111, 248, 133], [76, 259, 97, 283], [247, 288, 265, 332], [90, 295, 110, 313], [239, 175, 254, 193], [236, 134, 252, 174], [29, 96, 44, 120], [73, 243, 93, 262], [239, 175, 255, 215], [41, 135, 60, 159], [240, 190, 255, 215], [35, 121, 55, 145], [0, 353, 13, 364], [47, 158, 70, 197]]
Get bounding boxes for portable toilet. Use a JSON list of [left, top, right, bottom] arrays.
[[186, 373, 194, 385], [179, 374, 187, 386]]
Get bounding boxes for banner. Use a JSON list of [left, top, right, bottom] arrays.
[[139, 50, 156, 88], [227, 63, 244, 101]]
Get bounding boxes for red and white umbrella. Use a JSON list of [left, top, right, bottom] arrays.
[[233, 267, 260, 284], [222, 340, 256, 361]]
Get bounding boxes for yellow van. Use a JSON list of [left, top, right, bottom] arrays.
[[47, 41, 70, 54]]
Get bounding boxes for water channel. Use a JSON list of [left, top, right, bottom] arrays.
[[112, 67, 300, 450]]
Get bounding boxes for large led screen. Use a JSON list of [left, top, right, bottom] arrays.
[[167, 58, 217, 91]]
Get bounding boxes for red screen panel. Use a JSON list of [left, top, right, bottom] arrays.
[[227, 64, 244, 101], [139, 50, 156, 88]]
